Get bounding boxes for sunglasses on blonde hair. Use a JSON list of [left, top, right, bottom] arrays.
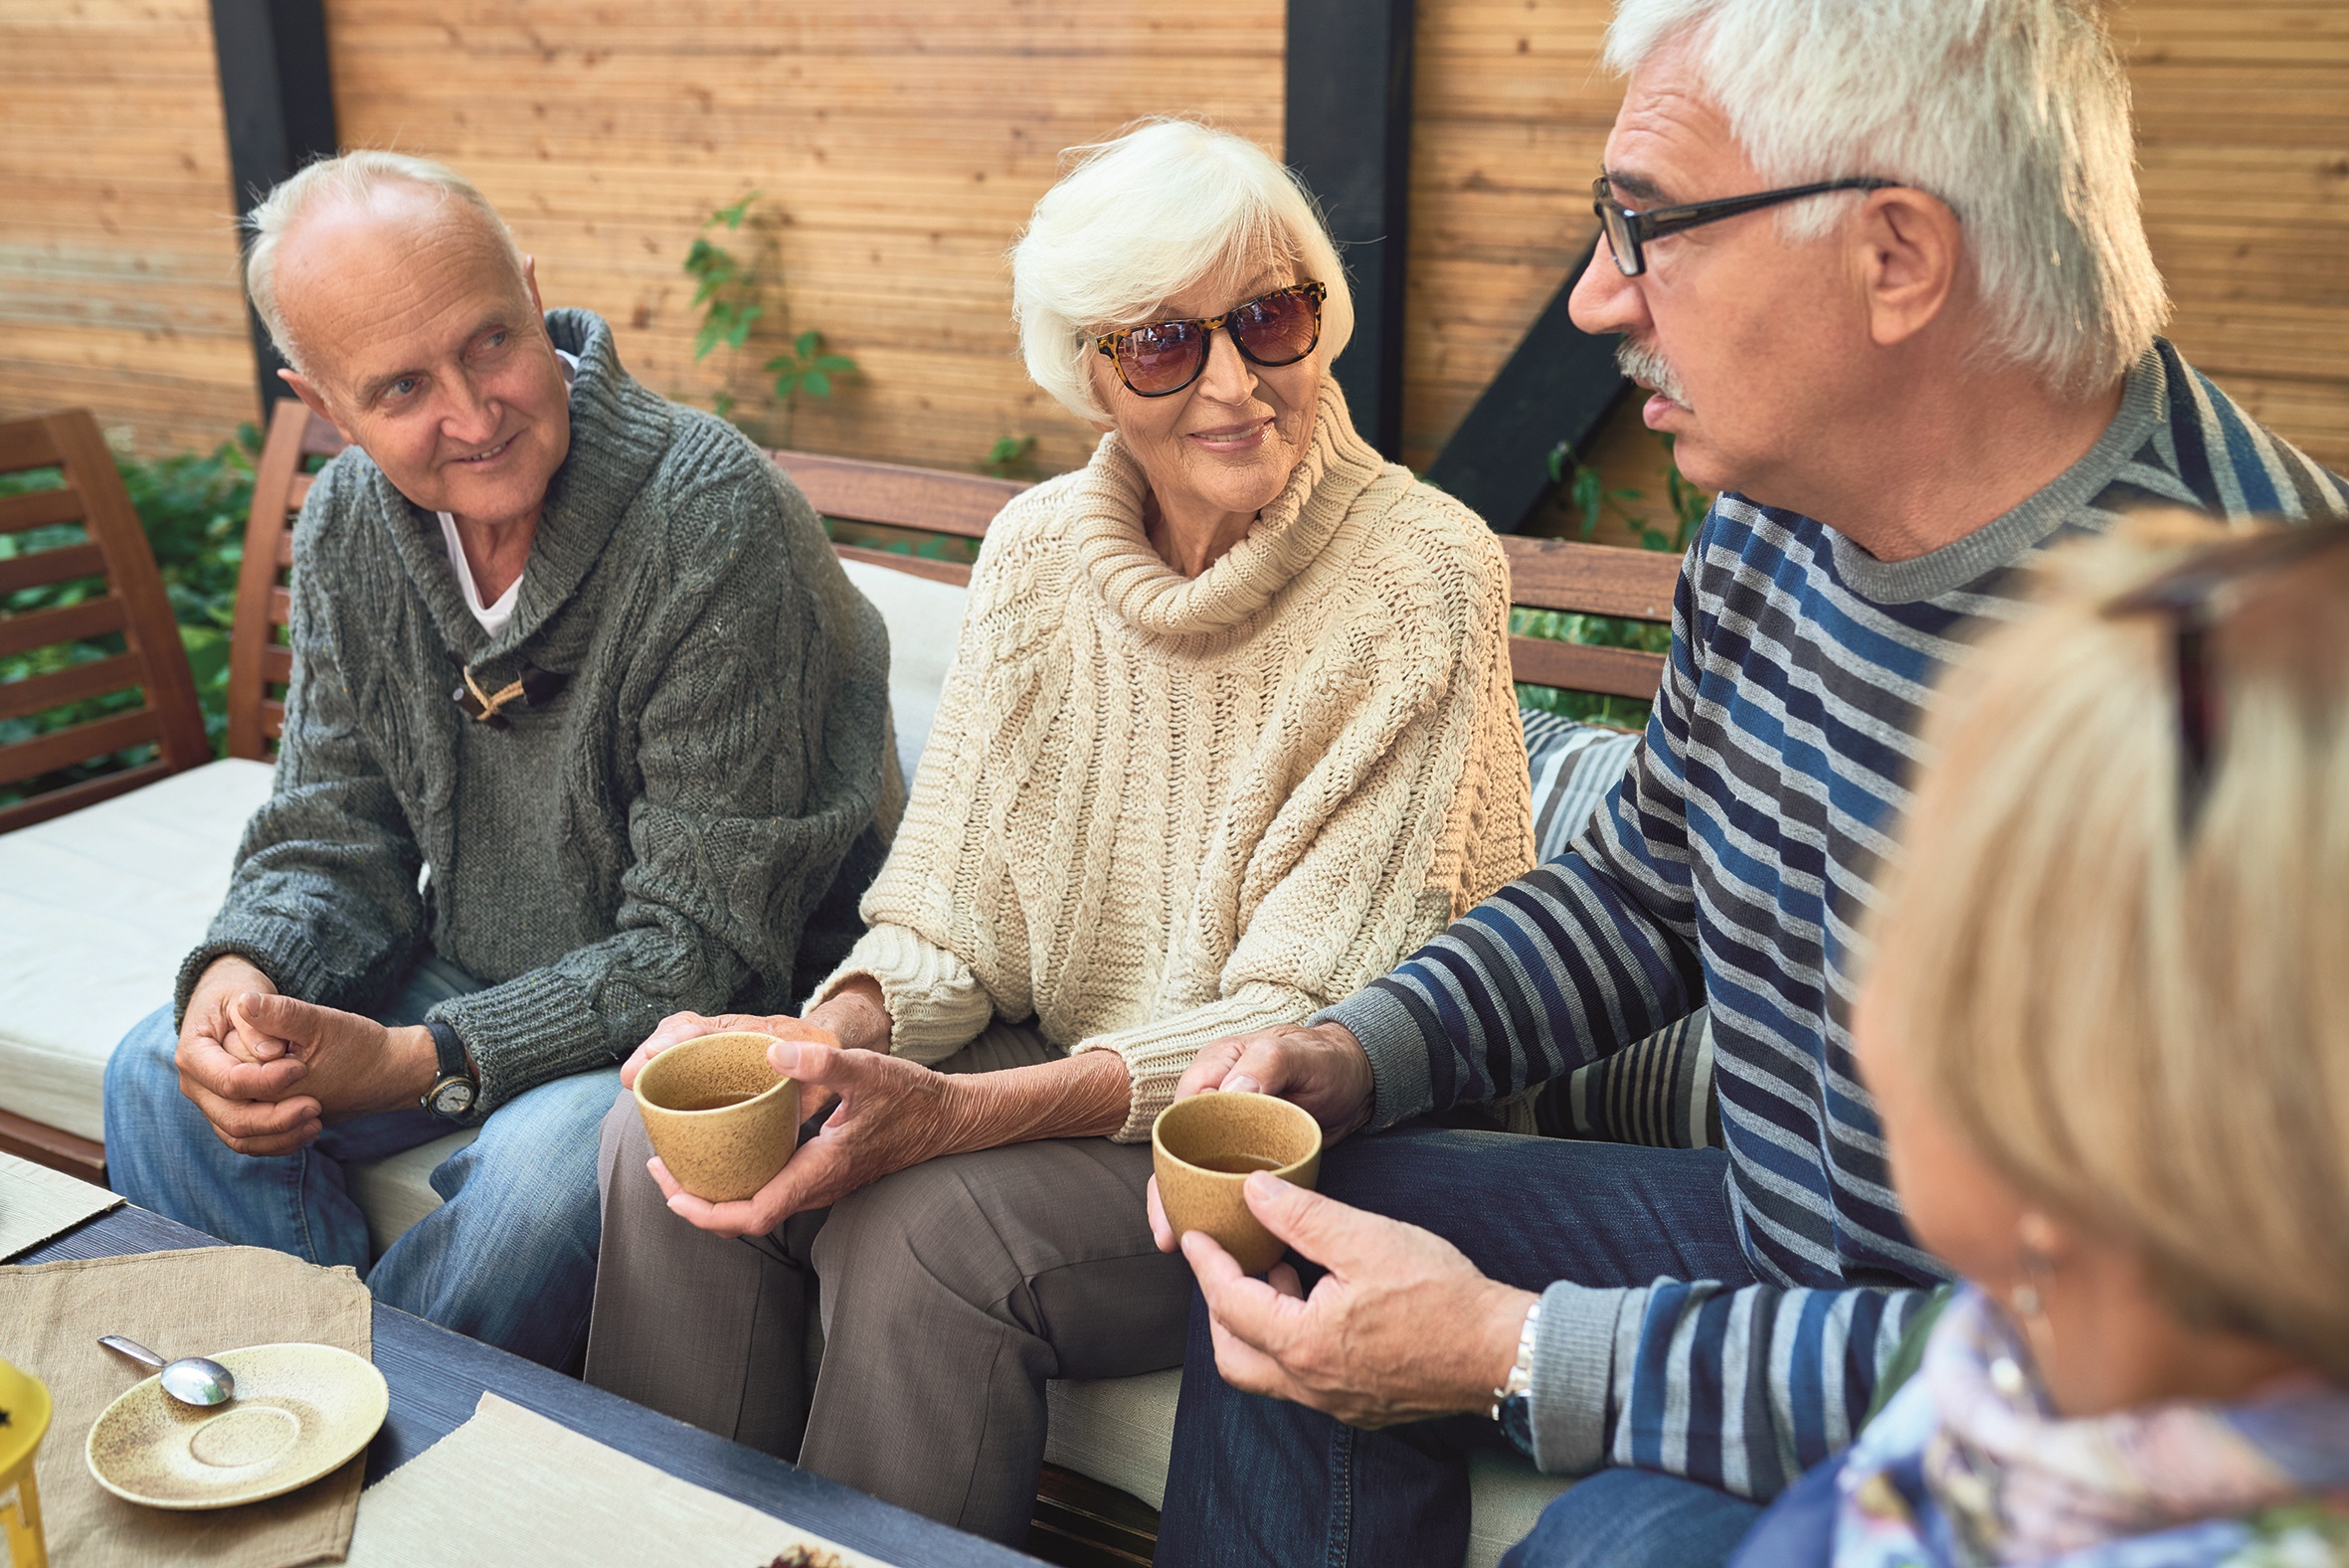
[[2101, 519, 2349, 834], [1093, 280, 1327, 398]]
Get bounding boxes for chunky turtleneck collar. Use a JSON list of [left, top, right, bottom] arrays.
[[1068, 378, 1390, 638]]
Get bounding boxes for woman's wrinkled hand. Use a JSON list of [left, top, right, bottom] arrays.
[[647, 1035, 972, 1239], [620, 1011, 793, 1091]]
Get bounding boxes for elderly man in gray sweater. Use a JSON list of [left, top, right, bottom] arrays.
[[101, 152, 894, 1367]]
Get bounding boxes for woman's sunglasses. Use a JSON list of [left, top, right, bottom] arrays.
[[1094, 280, 1327, 399], [2101, 519, 2349, 835]]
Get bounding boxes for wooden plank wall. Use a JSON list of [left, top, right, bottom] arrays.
[[0, 0, 258, 458], [1, 0, 2342, 485]]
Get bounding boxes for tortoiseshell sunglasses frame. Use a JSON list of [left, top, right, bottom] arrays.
[[1093, 280, 1328, 398]]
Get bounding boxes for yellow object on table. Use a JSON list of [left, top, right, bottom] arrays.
[[0, 1353, 52, 1568]]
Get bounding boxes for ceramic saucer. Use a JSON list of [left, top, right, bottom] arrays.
[[86, 1342, 387, 1509]]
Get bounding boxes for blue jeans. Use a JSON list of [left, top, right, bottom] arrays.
[[1155, 1125, 1766, 1568], [102, 954, 618, 1368]]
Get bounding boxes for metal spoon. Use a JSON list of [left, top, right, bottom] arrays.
[[98, 1335, 236, 1407]]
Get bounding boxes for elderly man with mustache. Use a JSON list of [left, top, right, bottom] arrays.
[[100, 151, 894, 1368], [1146, 1, 2347, 1565]]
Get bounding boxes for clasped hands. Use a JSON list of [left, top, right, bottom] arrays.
[[1146, 1022, 1536, 1429], [176, 955, 445, 1155]]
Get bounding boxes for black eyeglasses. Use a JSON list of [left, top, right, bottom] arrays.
[[1592, 176, 1898, 276], [2101, 521, 2349, 835], [1094, 281, 1326, 398]]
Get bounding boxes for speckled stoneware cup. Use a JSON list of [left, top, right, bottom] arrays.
[[86, 1342, 388, 1510], [633, 1029, 808, 1202], [1152, 1092, 1323, 1275]]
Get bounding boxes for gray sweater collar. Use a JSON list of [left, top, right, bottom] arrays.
[[1825, 345, 2165, 605], [375, 308, 671, 664]]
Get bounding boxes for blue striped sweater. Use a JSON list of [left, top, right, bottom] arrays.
[[1324, 341, 2346, 1498]]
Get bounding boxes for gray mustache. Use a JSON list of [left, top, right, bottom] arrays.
[[1616, 339, 1687, 408]]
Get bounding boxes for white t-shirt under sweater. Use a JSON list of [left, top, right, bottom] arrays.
[[810, 379, 1536, 1140], [437, 347, 578, 635]]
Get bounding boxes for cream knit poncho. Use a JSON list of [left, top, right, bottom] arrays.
[[813, 383, 1535, 1139]]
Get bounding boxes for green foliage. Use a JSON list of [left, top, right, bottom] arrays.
[[1518, 432, 1715, 730], [681, 192, 857, 436], [1545, 431, 1710, 555], [983, 435, 1039, 480], [0, 427, 260, 803], [766, 330, 857, 406], [685, 189, 766, 379]]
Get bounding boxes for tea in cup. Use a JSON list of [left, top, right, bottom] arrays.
[[1151, 1092, 1323, 1275], [632, 1029, 810, 1202]]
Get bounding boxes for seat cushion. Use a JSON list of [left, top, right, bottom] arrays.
[[0, 758, 274, 1139], [1521, 706, 1643, 860], [836, 557, 969, 785], [344, 1130, 477, 1253], [1045, 1371, 1569, 1568]]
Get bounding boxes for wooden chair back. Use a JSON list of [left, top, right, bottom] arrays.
[[0, 409, 210, 833], [230, 414, 1681, 757], [226, 398, 341, 761]]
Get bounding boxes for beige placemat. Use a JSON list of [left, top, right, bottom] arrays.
[[349, 1392, 899, 1568], [0, 1245, 372, 1566], [0, 1149, 123, 1261]]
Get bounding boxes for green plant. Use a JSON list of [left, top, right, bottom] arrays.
[[983, 435, 1039, 480], [0, 427, 260, 804], [766, 330, 857, 431], [1517, 431, 1714, 730], [684, 190, 766, 421], [681, 191, 857, 439], [1545, 431, 1710, 555]]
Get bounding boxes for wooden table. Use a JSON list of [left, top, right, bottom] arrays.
[[22, 1203, 1035, 1567]]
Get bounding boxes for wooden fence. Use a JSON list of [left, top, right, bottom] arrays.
[[2, 0, 2343, 489]]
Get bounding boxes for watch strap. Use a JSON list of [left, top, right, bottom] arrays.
[[425, 1018, 471, 1084]]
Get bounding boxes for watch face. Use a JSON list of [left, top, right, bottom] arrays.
[[429, 1079, 476, 1118]]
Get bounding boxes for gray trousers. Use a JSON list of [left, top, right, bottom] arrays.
[[582, 1042, 1191, 1544]]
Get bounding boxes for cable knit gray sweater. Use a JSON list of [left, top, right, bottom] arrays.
[[175, 309, 895, 1118]]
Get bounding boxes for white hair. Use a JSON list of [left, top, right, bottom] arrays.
[[1605, 0, 2169, 393], [243, 151, 525, 371], [1010, 119, 1355, 425]]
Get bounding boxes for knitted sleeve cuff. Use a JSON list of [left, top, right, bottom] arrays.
[[172, 916, 400, 1029], [1072, 982, 1314, 1142], [1312, 981, 1436, 1132], [428, 967, 609, 1120], [809, 923, 994, 1064], [1527, 1280, 1636, 1477]]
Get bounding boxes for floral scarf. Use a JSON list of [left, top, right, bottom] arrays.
[[1834, 1289, 2349, 1567]]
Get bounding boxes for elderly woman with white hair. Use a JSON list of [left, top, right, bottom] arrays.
[[584, 118, 1534, 1540]]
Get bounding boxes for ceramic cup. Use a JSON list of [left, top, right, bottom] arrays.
[[632, 1029, 810, 1202], [1151, 1092, 1324, 1275]]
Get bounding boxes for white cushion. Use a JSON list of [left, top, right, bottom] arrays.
[[1045, 1371, 1570, 1568], [836, 557, 969, 784], [344, 1130, 476, 1252], [0, 759, 274, 1139]]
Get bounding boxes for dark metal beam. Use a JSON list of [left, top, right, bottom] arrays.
[[1423, 239, 1629, 533], [208, 0, 338, 420], [1286, 0, 1414, 459]]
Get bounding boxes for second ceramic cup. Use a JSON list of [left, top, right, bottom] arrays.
[[632, 1029, 810, 1202], [1151, 1092, 1323, 1275]]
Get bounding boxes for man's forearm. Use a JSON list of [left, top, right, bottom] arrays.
[[937, 1050, 1133, 1150]]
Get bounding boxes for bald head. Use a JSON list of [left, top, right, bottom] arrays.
[[244, 151, 528, 375]]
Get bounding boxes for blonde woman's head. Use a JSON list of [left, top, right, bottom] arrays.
[[1861, 510, 2349, 1388]]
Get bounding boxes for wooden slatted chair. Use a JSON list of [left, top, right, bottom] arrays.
[[0, 409, 211, 833], [226, 399, 344, 761]]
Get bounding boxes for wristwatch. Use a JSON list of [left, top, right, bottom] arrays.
[[1492, 1297, 1541, 1453], [420, 1018, 478, 1121]]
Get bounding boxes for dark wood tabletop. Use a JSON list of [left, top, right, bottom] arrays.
[[21, 1202, 1035, 1567]]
